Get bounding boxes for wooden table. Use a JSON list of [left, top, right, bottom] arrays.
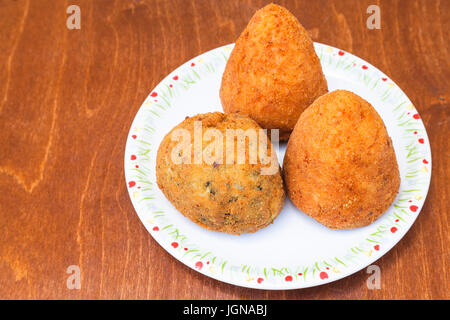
[[0, 0, 448, 300]]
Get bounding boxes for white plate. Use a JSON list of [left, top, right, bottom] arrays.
[[124, 43, 432, 289]]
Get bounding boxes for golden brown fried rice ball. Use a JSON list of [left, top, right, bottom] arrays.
[[156, 112, 285, 234], [220, 3, 328, 141], [283, 90, 400, 229]]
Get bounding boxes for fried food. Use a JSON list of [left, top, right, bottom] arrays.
[[220, 3, 328, 141], [283, 90, 400, 229], [156, 112, 285, 234]]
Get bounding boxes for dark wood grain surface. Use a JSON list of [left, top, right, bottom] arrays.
[[0, 0, 448, 300]]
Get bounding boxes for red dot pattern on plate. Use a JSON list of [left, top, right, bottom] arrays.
[[152, 226, 159, 231], [413, 114, 420, 119], [320, 272, 328, 280], [195, 261, 203, 270], [173, 75, 179, 80], [132, 135, 137, 139], [382, 77, 388, 81], [150, 92, 158, 97], [128, 181, 136, 188], [418, 138, 424, 144], [131, 155, 136, 160], [191, 62, 195, 67], [285, 275, 293, 282], [374, 245, 380, 251], [391, 227, 398, 233], [171, 242, 178, 248], [257, 278, 264, 284], [423, 159, 428, 164], [362, 65, 368, 70], [410, 205, 418, 212], [338, 50, 345, 56]]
